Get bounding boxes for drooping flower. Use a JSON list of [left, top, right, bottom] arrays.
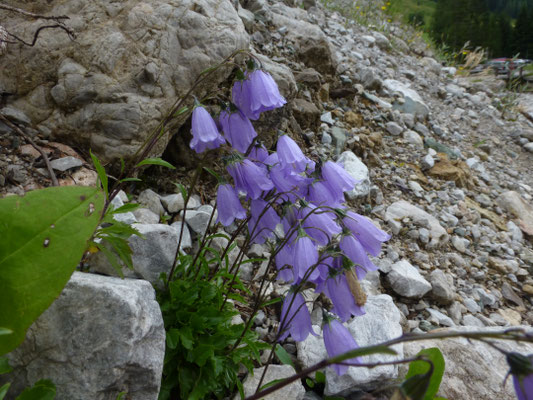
[[323, 318, 362, 376], [278, 290, 316, 342], [308, 180, 344, 208], [277, 135, 314, 173], [299, 203, 342, 246], [248, 198, 280, 244], [342, 211, 391, 257], [275, 243, 295, 282], [190, 106, 226, 153], [227, 157, 274, 200], [339, 233, 378, 280], [216, 184, 246, 226], [219, 109, 257, 153], [323, 272, 365, 322], [232, 70, 286, 120], [249, 143, 269, 164], [292, 233, 320, 283], [320, 161, 357, 204], [507, 352, 533, 400]]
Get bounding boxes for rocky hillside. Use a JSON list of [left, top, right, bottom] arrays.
[[2, 0, 533, 399]]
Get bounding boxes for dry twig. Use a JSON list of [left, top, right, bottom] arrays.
[[0, 114, 59, 186]]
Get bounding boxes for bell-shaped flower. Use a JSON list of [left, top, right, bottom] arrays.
[[322, 160, 357, 193], [323, 272, 365, 322], [216, 184, 246, 226], [248, 198, 280, 244], [507, 352, 533, 400], [339, 233, 378, 280], [227, 158, 274, 200], [308, 180, 344, 208], [277, 135, 314, 173], [249, 143, 269, 164], [299, 203, 342, 246], [233, 70, 286, 120], [342, 211, 391, 257], [323, 318, 362, 376], [190, 106, 226, 153], [219, 109, 257, 153], [278, 290, 316, 342], [275, 243, 295, 282], [292, 234, 320, 283]]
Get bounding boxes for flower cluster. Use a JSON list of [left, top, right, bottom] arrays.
[[190, 61, 390, 376]]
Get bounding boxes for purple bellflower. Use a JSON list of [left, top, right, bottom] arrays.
[[275, 243, 295, 282], [216, 184, 246, 226], [507, 352, 533, 400], [248, 198, 280, 244], [278, 290, 316, 342], [277, 134, 315, 173], [319, 161, 357, 204], [339, 233, 378, 280], [322, 272, 365, 322], [323, 317, 362, 376], [227, 157, 274, 200], [299, 203, 342, 246], [308, 180, 344, 208], [342, 211, 391, 257], [232, 70, 286, 120], [190, 106, 226, 153], [249, 143, 269, 164], [292, 233, 320, 283], [219, 109, 257, 153]]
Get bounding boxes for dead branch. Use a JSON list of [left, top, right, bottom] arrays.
[[5, 24, 75, 46], [0, 3, 69, 20], [0, 114, 59, 187]]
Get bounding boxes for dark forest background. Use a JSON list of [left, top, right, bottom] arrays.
[[393, 0, 533, 58]]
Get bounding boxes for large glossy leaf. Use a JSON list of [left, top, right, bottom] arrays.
[[0, 186, 104, 355]]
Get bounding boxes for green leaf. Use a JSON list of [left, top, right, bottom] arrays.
[[179, 327, 194, 350], [305, 378, 314, 388], [259, 378, 287, 391], [329, 345, 397, 365], [260, 297, 282, 308], [110, 203, 139, 214], [90, 150, 108, 200], [203, 168, 221, 182], [191, 344, 214, 367], [315, 371, 326, 384], [404, 348, 445, 400], [115, 392, 127, 400], [167, 329, 180, 350], [0, 329, 12, 337], [0, 357, 12, 374], [136, 158, 175, 170], [0, 383, 10, 400], [174, 184, 187, 202], [275, 344, 295, 368], [16, 379, 56, 400], [173, 106, 189, 117], [119, 177, 142, 183], [94, 241, 125, 277], [119, 158, 126, 175], [0, 186, 105, 355]]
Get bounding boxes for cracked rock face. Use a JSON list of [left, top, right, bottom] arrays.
[[0, 0, 249, 162]]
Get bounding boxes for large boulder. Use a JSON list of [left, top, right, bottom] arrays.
[[0, 272, 165, 400], [0, 0, 249, 161]]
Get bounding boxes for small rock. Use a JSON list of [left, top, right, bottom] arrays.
[[429, 269, 455, 304], [239, 365, 305, 400], [161, 193, 185, 213], [337, 151, 370, 198], [387, 260, 432, 299], [426, 308, 455, 327], [50, 156, 83, 172], [138, 189, 165, 216]]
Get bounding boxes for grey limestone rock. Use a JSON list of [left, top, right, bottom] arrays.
[[383, 79, 429, 120], [1, 0, 249, 162], [429, 269, 455, 304], [297, 295, 403, 396], [387, 260, 432, 299], [239, 365, 305, 400], [337, 151, 370, 199], [401, 327, 533, 400], [1, 272, 165, 400]]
